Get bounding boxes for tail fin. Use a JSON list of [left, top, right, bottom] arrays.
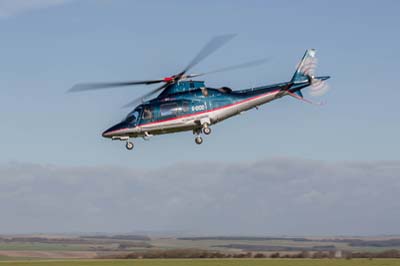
[[287, 49, 330, 105], [291, 49, 317, 83]]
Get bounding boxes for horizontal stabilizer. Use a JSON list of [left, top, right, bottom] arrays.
[[294, 90, 303, 98]]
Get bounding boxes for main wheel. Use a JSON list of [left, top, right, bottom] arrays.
[[195, 136, 203, 145], [203, 126, 211, 135], [126, 141, 134, 150]]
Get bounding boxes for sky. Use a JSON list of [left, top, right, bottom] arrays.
[[0, 0, 399, 235]]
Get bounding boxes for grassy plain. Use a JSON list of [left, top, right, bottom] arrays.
[[0, 259, 400, 266], [1, 235, 400, 261]]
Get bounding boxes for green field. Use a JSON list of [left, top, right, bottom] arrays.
[[0, 259, 399, 266], [0, 242, 87, 252], [1, 235, 400, 262]]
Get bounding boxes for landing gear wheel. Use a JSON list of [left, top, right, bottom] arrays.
[[126, 141, 134, 150], [195, 136, 203, 145], [203, 126, 211, 135]]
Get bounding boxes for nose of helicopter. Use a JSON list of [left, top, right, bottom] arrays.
[[102, 122, 128, 138]]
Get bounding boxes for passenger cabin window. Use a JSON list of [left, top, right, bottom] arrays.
[[142, 107, 153, 120], [160, 103, 178, 117], [182, 102, 189, 113], [201, 87, 208, 97], [218, 87, 232, 93]]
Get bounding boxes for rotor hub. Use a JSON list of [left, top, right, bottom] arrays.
[[163, 77, 174, 82]]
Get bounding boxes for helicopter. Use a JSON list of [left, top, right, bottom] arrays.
[[69, 35, 330, 150]]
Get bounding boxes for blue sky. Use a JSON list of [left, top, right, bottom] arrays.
[[0, 0, 399, 234], [0, 0, 399, 166]]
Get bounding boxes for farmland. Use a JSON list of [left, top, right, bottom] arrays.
[[1, 259, 400, 266], [1, 235, 400, 261]]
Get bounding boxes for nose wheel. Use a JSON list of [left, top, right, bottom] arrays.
[[202, 123, 211, 135], [126, 141, 134, 150]]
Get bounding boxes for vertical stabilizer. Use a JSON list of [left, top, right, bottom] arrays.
[[291, 49, 317, 83]]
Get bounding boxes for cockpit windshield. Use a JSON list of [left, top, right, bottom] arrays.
[[124, 107, 142, 124]]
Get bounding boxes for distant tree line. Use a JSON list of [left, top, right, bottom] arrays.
[[178, 237, 309, 242], [212, 244, 336, 251], [99, 248, 400, 259]]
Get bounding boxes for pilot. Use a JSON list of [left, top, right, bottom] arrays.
[[143, 108, 153, 120]]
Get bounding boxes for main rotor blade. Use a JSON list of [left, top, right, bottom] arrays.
[[180, 34, 236, 76], [188, 58, 270, 78], [121, 83, 170, 108], [68, 79, 165, 92]]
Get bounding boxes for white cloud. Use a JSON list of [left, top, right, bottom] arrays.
[[0, 159, 399, 235], [0, 0, 72, 18]]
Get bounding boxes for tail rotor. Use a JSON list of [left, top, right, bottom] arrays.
[[297, 52, 330, 97], [300, 55, 330, 97], [309, 77, 329, 97]]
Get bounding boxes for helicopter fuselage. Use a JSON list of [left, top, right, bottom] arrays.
[[101, 79, 310, 140]]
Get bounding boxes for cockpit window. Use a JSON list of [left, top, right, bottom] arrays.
[[125, 109, 141, 124]]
